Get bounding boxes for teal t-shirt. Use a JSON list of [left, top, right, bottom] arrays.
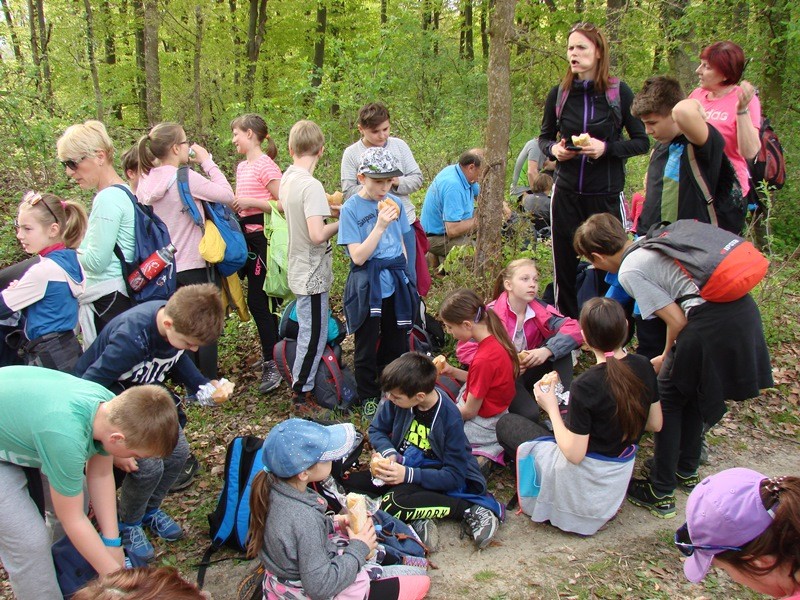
[[0, 366, 112, 496]]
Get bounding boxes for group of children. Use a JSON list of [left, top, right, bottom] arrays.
[[0, 74, 783, 600]]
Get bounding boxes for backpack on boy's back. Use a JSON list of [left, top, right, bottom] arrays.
[[111, 185, 177, 303], [628, 220, 769, 303], [176, 166, 247, 277]]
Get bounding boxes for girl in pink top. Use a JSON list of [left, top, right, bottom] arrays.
[[231, 114, 284, 394], [688, 41, 761, 196], [136, 122, 234, 378]]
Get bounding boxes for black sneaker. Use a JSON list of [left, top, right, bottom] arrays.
[[259, 360, 283, 394], [626, 478, 676, 519], [642, 458, 700, 492], [169, 454, 200, 493], [410, 519, 439, 553], [461, 505, 499, 549]]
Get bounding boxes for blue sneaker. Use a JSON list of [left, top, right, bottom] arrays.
[[143, 509, 184, 541], [120, 523, 155, 562]]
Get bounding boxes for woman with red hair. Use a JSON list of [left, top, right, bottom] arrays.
[[689, 41, 761, 197]]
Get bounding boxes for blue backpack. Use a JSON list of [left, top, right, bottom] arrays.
[[112, 185, 176, 303], [176, 166, 247, 277]]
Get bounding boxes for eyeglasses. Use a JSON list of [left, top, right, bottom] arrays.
[[177, 140, 190, 146], [570, 22, 599, 34], [60, 156, 88, 171], [674, 523, 743, 557], [22, 190, 60, 223]]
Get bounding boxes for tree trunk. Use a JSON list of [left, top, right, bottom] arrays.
[[480, 0, 488, 59], [474, 0, 515, 288], [761, 0, 788, 110], [229, 0, 241, 87], [28, 0, 40, 68], [83, 0, 105, 121], [243, 0, 268, 110], [1, 0, 24, 63], [34, 0, 53, 109], [133, 1, 147, 125], [101, 0, 122, 121], [659, 0, 695, 90], [143, 0, 162, 124], [311, 1, 326, 89], [380, 0, 387, 25], [460, 0, 474, 61], [605, 0, 624, 72], [193, 5, 203, 130]]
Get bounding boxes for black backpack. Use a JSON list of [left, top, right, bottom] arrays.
[[749, 116, 786, 191]]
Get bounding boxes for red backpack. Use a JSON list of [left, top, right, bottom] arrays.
[[749, 116, 785, 191]]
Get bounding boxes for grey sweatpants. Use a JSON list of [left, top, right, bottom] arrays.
[[0, 461, 62, 599], [118, 427, 190, 524], [291, 292, 329, 394]]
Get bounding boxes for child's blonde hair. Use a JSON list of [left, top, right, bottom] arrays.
[[163, 284, 224, 346], [439, 288, 519, 377], [493, 258, 537, 300], [56, 120, 115, 163], [137, 122, 185, 175], [106, 385, 179, 457], [288, 120, 324, 157], [19, 191, 88, 249]]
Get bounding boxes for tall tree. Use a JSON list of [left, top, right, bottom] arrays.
[[311, 1, 327, 89], [459, 0, 474, 61], [133, 1, 147, 125], [28, 0, 53, 110], [1, 0, 24, 63], [605, 0, 624, 71], [101, 0, 123, 121], [83, 0, 105, 121], [244, 0, 268, 109], [480, 0, 488, 59], [761, 0, 789, 110], [143, 0, 162, 124], [474, 0, 515, 285], [228, 0, 242, 87], [193, 5, 203, 130], [659, 0, 695, 90]]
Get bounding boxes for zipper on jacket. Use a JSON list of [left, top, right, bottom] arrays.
[[578, 80, 590, 193]]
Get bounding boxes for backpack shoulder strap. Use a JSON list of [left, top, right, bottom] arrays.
[[605, 77, 622, 128], [176, 166, 204, 228], [555, 83, 570, 123], [111, 183, 138, 205], [685, 144, 719, 227]]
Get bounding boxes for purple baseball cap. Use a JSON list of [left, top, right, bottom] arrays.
[[683, 467, 773, 583], [261, 419, 357, 479]]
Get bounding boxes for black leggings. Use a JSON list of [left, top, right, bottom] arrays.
[[508, 353, 575, 421], [92, 291, 133, 333], [244, 230, 279, 360], [495, 413, 552, 460], [177, 267, 219, 379], [342, 471, 470, 522]]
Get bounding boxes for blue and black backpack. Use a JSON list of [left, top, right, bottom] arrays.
[[112, 185, 176, 303]]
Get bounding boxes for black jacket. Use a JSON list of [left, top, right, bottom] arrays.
[[539, 78, 649, 195]]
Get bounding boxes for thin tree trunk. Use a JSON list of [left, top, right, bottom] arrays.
[[605, 0, 624, 71], [311, 1, 326, 89], [380, 0, 387, 25], [83, 0, 104, 121], [465, 0, 473, 61], [1, 0, 24, 63], [35, 0, 52, 106], [194, 5, 203, 130], [28, 0, 40, 68], [102, 0, 123, 121], [659, 0, 695, 91], [244, 0, 268, 110], [229, 0, 241, 87], [143, 0, 162, 124], [133, 1, 147, 125], [761, 0, 788, 109], [474, 0, 515, 287], [480, 0, 488, 59]]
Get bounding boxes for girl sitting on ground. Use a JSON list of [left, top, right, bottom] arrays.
[[496, 297, 662, 535], [457, 259, 583, 423], [439, 288, 518, 464], [0, 191, 87, 371]]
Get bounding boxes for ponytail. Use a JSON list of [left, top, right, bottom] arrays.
[[485, 309, 520, 378], [246, 470, 274, 559], [137, 134, 157, 176], [21, 193, 88, 249], [61, 199, 88, 249], [491, 268, 507, 300], [580, 297, 647, 444], [138, 122, 186, 175]]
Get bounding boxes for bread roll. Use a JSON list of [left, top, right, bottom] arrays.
[[377, 198, 399, 213], [540, 371, 559, 386], [517, 350, 530, 362], [211, 380, 235, 404], [571, 133, 591, 147], [432, 355, 447, 373], [326, 191, 343, 206], [369, 455, 392, 477], [346, 493, 368, 534]]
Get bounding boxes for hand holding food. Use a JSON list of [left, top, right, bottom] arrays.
[[211, 379, 235, 404], [326, 191, 343, 206], [432, 355, 447, 373], [571, 133, 591, 147], [378, 198, 399, 214], [538, 371, 559, 392]]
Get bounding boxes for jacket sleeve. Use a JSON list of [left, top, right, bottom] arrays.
[[0, 262, 49, 316], [393, 140, 424, 196], [538, 86, 561, 159], [368, 402, 401, 457], [405, 407, 468, 493], [188, 160, 234, 204], [340, 144, 362, 201], [170, 353, 209, 393], [76, 334, 141, 389], [542, 311, 583, 360], [78, 191, 127, 275], [606, 81, 650, 159]]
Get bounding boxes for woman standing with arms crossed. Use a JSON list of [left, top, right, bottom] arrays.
[[539, 22, 649, 318]]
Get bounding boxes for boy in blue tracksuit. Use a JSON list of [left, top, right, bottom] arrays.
[[73, 283, 225, 562], [338, 147, 417, 416], [341, 352, 502, 550]]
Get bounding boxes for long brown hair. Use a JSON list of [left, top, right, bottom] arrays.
[[579, 297, 647, 443], [19, 191, 88, 249], [246, 469, 275, 558], [561, 22, 612, 93], [137, 122, 185, 175], [72, 566, 206, 600], [440, 288, 519, 378], [716, 476, 800, 586], [231, 113, 278, 160]]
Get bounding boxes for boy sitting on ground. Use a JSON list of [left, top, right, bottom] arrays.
[[73, 283, 225, 562], [341, 352, 503, 550], [0, 366, 178, 599]]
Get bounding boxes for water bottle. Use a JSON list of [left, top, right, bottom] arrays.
[[128, 243, 176, 292]]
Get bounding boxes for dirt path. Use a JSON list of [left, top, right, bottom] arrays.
[[197, 432, 798, 600]]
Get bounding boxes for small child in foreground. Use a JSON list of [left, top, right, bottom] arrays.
[[247, 418, 430, 600]]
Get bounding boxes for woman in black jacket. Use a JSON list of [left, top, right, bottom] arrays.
[[539, 22, 649, 318]]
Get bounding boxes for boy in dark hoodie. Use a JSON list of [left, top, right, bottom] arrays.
[[342, 352, 503, 550]]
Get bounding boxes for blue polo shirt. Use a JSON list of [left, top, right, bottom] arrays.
[[420, 164, 480, 235]]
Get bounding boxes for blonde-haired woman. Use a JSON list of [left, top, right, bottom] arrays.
[[57, 120, 135, 345]]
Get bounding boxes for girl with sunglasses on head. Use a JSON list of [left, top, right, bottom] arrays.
[[136, 122, 234, 380], [538, 22, 649, 319], [495, 297, 661, 536], [678, 468, 799, 599], [1, 191, 87, 371], [57, 120, 136, 345]]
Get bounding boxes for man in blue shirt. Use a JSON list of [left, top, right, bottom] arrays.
[[420, 149, 483, 268]]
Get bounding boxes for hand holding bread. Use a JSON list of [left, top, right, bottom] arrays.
[[432, 355, 447, 374], [326, 191, 343, 206], [571, 133, 591, 147]]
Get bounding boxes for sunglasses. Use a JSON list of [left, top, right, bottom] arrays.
[[674, 523, 743, 557], [60, 156, 90, 171], [570, 22, 599, 34], [22, 190, 60, 223]]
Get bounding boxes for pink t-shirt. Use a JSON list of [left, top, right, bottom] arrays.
[[235, 154, 282, 233], [688, 86, 761, 195]]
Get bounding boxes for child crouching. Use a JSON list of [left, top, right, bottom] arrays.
[[247, 419, 430, 600]]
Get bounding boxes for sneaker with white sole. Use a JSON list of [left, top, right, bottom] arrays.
[[143, 509, 184, 541], [461, 505, 499, 549], [168, 454, 199, 493], [626, 478, 676, 519], [259, 360, 283, 394], [410, 519, 439, 553], [120, 523, 154, 562]]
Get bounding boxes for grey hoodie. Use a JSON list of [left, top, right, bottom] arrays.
[[259, 478, 369, 600]]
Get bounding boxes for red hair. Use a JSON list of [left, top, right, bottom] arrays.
[[700, 41, 745, 85]]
